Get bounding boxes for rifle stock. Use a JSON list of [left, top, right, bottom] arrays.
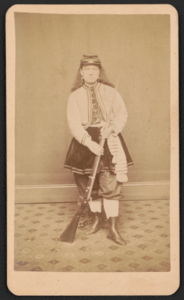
[[59, 202, 88, 243]]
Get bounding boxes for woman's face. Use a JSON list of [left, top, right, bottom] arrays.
[[80, 65, 100, 85]]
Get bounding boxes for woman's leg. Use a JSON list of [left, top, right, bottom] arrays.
[[99, 172, 126, 245], [73, 172, 102, 228], [73, 173, 91, 227]]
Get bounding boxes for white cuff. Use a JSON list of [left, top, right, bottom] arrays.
[[103, 199, 119, 219], [83, 135, 92, 147], [110, 123, 119, 136], [89, 200, 102, 213]]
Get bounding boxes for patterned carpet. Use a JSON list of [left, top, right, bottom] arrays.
[[14, 199, 170, 272]]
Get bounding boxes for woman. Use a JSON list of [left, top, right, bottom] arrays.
[[65, 54, 133, 245]]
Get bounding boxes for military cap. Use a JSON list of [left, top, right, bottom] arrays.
[[80, 54, 101, 67]]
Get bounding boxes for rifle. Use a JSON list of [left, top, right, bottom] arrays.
[[59, 77, 119, 243]]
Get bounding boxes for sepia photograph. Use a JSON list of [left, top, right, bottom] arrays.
[[6, 4, 179, 296]]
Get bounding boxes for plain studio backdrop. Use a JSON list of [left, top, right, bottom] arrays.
[[14, 13, 170, 202]]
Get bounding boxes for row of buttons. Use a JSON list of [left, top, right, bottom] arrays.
[[90, 86, 100, 124]]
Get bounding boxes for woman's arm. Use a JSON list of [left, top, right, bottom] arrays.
[[67, 93, 90, 144], [109, 91, 128, 135], [67, 93, 104, 155]]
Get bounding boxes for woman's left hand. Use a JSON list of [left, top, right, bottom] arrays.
[[100, 125, 113, 139]]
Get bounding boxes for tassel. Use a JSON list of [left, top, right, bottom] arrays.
[[107, 134, 128, 183]]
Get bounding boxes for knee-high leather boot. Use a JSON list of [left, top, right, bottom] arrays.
[[86, 212, 103, 235], [107, 217, 126, 245]]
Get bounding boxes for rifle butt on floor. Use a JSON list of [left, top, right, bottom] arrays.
[[59, 202, 88, 243]]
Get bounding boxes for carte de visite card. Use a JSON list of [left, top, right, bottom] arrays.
[[6, 4, 179, 296]]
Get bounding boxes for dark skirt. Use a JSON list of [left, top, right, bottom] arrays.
[[64, 127, 133, 174]]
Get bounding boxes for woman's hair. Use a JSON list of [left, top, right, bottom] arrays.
[[71, 66, 115, 92]]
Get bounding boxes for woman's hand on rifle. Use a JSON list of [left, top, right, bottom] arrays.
[[84, 138, 104, 156], [100, 125, 114, 139]]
